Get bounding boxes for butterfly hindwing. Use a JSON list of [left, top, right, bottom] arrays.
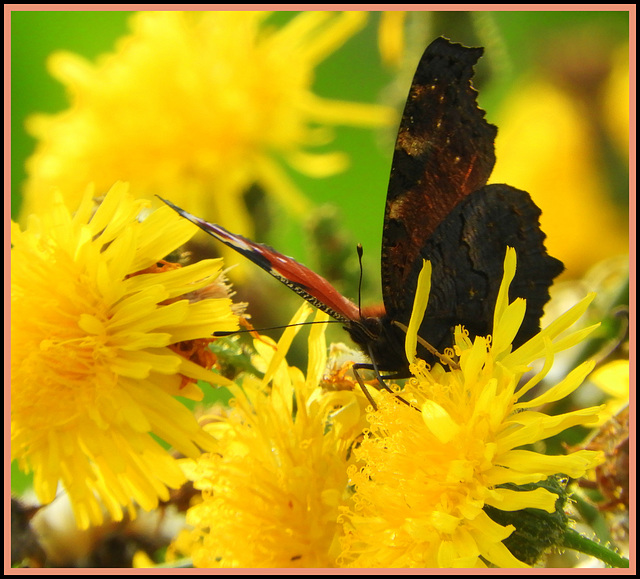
[[403, 184, 564, 357]]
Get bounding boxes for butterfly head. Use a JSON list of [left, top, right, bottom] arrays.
[[344, 305, 412, 377]]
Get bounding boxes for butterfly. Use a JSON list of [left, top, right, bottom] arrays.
[[160, 36, 563, 384]]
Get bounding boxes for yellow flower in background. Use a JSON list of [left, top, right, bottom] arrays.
[[588, 359, 629, 426], [603, 43, 630, 163], [339, 249, 605, 568], [172, 306, 364, 568], [11, 182, 239, 529], [22, 11, 394, 239], [378, 11, 407, 68], [490, 51, 629, 278]]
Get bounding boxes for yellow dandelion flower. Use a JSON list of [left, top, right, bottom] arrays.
[[22, 11, 395, 239], [11, 182, 239, 529], [339, 248, 605, 568], [173, 305, 363, 568]]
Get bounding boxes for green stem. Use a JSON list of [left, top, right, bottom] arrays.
[[562, 528, 628, 568]]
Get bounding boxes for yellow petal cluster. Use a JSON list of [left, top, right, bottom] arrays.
[[172, 306, 364, 567], [339, 248, 604, 567], [11, 182, 238, 528]]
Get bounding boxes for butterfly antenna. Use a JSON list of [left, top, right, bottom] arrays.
[[213, 319, 341, 337], [356, 243, 364, 319]]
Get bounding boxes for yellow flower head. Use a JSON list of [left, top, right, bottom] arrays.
[[11, 182, 239, 529], [340, 248, 605, 568], [22, 11, 394, 238], [172, 306, 364, 568]]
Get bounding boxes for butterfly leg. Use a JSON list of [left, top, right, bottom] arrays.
[[351, 363, 380, 410], [352, 359, 413, 409]]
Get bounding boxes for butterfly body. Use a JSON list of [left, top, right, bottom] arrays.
[[161, 36, 563, 378]]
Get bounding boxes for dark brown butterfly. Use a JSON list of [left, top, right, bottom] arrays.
[[161, 36, 563, 383]]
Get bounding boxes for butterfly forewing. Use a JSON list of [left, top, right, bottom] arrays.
[[381, 37, 497, 319]]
